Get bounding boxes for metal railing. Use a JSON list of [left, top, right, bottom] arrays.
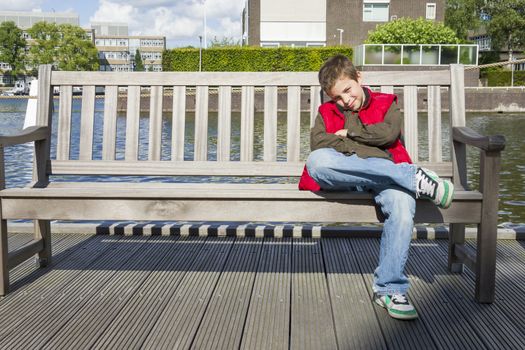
[[354, 44, 479, 66]]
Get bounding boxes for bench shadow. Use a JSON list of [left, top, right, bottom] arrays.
[[7, 229, 456, 296]]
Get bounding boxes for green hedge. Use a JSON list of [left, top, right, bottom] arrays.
[[486, 70, 525, 86], [163, 46, 353, 72]]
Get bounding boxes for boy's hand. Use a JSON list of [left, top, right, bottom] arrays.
[[334, 129, 348, 137]]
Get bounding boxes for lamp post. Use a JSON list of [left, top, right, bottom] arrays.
[[203, 0, 207, 49], [336, 28, 344, 46], [199, 35, 203, 72]]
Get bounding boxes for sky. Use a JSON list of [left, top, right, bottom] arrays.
[[0, 0, 245, 48]]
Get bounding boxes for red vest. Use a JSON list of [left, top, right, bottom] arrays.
[[298, 88, 412, 191]]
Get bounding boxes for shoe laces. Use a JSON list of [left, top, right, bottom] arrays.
[[416, 169, 436, 199], [391, 294, 409, 305]]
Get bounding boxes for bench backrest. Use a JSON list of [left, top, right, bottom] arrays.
[[35, 64, 466, 181]]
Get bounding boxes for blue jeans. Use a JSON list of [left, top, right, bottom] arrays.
[[306, 148, 417, 295]]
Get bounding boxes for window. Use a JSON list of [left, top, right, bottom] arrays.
[[363, 2, 389, 22], [426, 3, 436, 20]]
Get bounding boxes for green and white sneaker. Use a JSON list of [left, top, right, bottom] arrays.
[[374, 293, 418, 320], [415, 167, 454, 209]]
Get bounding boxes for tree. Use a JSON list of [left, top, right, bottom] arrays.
[[27, 21, 61, 66], [209, 36, 240, 47], [365, 17, 461, 44], [134, 49, 144, 71], [0, 21, 27, 78], [445, 0, 481, 40], [56, 24, 99, 71], [480, 0, 525, 54], [28, 22, 98, 71]]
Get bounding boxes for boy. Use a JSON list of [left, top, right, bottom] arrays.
[[299, 55, 454, 320]]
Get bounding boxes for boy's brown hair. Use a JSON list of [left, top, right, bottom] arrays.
[[318, 54, 359, 93]]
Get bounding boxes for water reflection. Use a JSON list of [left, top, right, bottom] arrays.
[[1, 98, 524, 230]]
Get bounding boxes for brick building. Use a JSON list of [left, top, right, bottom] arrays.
[[242, 0, 445, 47]]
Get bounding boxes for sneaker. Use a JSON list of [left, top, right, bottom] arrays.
[[374, 293, 418, 320], [415, 167, 454, 209]]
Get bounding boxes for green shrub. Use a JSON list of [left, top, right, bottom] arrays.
[[365, 17, 461, 44], [163, 46, 353, 71], [486, 70, 525, 86]]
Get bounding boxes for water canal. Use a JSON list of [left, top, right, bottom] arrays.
[[1, 98, 524, 230]]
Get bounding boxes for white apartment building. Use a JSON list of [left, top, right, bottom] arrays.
[[92, 23, 165, 72]]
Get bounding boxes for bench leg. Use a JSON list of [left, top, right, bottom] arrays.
[[475, 213, 497, 303], [448, 223, 465, 273], [35, 220, 51, 267], [475, 151, 500, 304], [1, 215, 8, 296]]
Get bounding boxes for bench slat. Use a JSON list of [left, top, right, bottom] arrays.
[[79, 86, 95, 160], [1, 196, 481, 223], [2, 183, 481, 200], [148, 86, 163, 161], [171, 86, 186, 161], [56, 86, 72, 160], [287, 86, 301, 162], [47, 160, 453, 177], [264, 86, 278, 161], [194, 86, 209, 161], [102, 86, 118, 161], [217, 86, 232, 162], [241, 86, 255, 161], [403, 85, 418, 162], [125, 86, 141, 161], [50, 71, 451, 86], [428, 86, 442, 162], [309, 86, 321, 128]]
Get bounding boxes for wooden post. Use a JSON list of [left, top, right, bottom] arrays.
[[33, 64, 54, 267], [476, 150, 501, 303], [448, 65, 467, 273], [0, 145, 9, 295]]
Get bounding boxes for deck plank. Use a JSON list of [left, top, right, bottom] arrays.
[[140, 237, 234, 350], [290, 238, 338, 350], [241, 238, 291, 350], [352, 238, 438, 349], [0, 235, 149, 348], [92, 236, 206, 350], [2, 235, 525, 349], [0, 234, 109, 335], [9, 234, 72, 283], [191, 238, 262, 349], [41, 236, 184, 349], [403, 240, 488, 349], [322, 238, 387, 349]]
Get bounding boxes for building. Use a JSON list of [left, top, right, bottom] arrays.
[[0, 10, 79, 30], [0, 11, 81, 85], [92, 22, 165, 72], [242, 0, 445, 47]]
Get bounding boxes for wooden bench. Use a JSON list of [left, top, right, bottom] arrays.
[[0, 64, 505, 302]]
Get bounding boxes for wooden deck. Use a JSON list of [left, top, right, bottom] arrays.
[[1, 233, 525, 349]]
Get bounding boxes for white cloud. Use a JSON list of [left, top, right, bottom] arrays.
[[0, 0, 43, 12], [89, 0, 244, 47], [89, 0, 138, 26]]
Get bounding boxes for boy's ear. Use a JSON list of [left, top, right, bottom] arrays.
[[357, 72, 363, 85]]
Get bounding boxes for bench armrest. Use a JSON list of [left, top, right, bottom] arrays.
[[0, 126, 49, 146], [452, 126, 506, 152]]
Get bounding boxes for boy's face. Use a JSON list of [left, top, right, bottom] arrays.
[[327, 74, 364, 111]]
